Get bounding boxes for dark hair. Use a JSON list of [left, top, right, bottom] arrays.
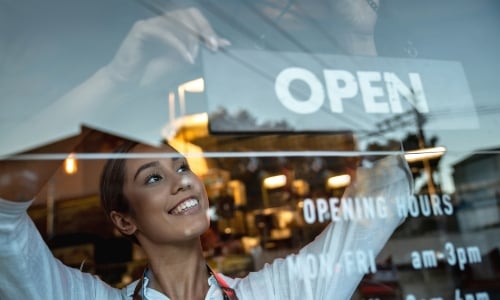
[[99, 141, 139, 241]]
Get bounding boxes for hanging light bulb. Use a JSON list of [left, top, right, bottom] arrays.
[[64, 153, 78, 175]]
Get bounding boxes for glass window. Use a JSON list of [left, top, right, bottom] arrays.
[[1, 1, 499, 299]]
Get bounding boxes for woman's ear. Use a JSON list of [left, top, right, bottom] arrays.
[[110, 210, 137, 236]]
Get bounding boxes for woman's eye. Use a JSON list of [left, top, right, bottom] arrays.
[[177, 163, 190, 173], [145, 174, 162, 184]]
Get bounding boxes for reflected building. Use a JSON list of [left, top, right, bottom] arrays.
[[453, 147, 500, 232]]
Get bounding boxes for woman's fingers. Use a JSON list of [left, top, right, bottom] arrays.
[[107, 7, 230, 83], [143, 7, 230, 63], [187, 7, 221, 51]]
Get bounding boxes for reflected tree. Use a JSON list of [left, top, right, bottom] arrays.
[[209, 106, 292, 132]]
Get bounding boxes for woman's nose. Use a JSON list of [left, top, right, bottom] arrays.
[[171, 173, 191, 194]]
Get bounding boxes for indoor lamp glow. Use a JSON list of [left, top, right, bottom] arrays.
[[263, 174, 287, 189], [327, 174, 351, 189]]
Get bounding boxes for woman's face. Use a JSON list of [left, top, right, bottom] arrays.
[[122, 144, 210, 245]]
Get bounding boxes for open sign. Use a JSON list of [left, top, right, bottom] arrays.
[[203, 49, 478, 132], [275, 68, 429, 114]]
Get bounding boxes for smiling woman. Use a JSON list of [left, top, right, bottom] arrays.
[[2, 0, 500, 299], [101, 142, 217, 299]]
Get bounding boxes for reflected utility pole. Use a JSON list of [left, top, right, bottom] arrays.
[[365, 88, 439, 196], [413, 105, 437, 196]]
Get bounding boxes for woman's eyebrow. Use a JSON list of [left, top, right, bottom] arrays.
[[133, 161, 160, 181]]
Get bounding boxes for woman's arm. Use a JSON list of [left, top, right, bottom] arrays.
[[0, 135, 123, 299], [230, 155, 412, 299], [298, 155, 412, 299], [0, 197, 122, 299]]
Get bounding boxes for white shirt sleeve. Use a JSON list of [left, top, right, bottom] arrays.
[[228, 155, 413, 300], [0, 198, 123, 300]]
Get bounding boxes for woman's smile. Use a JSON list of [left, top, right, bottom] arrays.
[[168, 197, 201, 215]]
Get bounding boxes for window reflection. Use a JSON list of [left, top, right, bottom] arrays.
[[1, 0, 499, 299]]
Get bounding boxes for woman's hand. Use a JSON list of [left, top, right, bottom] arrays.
[[105, 7, 230, 86], [0, 135, 86, 202], [0, 168, 39, 202]]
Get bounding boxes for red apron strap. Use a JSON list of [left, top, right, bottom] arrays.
[[207, 265, 239, 300], [132, 269, 146, 300]]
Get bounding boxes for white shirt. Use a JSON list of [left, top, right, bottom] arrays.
[[0, 155, 411, 300]]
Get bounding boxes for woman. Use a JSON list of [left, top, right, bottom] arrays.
[[101, 141, 223, 299], [0, 139, 412, 299]]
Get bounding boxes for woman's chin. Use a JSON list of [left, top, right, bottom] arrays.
[[178, 216, 210, 239]]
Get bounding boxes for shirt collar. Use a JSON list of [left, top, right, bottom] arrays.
[[125, 268, 220, 300]]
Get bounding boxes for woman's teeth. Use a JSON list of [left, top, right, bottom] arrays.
[[170, 199, 199, 215]]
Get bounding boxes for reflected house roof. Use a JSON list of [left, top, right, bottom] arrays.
[[18, 126, 137, 207], [452, 147, 500, 200], [453, 147, 500, 168]]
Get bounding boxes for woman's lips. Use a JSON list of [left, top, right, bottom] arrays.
[[168, 198, 200, 215]]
